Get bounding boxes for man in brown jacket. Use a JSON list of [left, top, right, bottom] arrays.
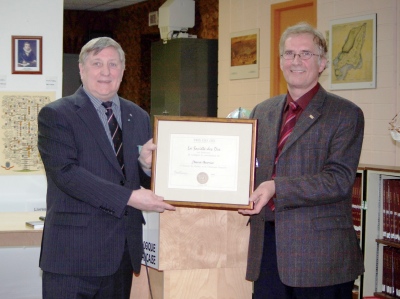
[[239, 23, 364, 299]]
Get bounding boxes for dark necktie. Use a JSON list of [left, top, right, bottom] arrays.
[[268, 101, 300, 211], [102, 101, 125, 175]]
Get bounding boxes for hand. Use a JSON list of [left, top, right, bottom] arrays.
[[127, 188, 175, 213], [238, 180, 276, 215], [138, 138, 156, 170]]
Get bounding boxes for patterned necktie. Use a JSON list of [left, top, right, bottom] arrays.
[[102, 101, 125, 175], [268, 101, 300, 211]]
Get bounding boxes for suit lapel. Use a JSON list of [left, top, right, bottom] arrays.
[[256, 96, 285, 173], [74, 88, 123, 175], [268, 98, 285, 155]]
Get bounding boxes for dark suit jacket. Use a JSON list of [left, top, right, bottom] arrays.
[[246, 86, 365, 287], [38, 86, 151, 276]]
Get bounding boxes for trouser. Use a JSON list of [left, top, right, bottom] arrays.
[[253, 221, 354, 299], [42, 242, 133, 299]]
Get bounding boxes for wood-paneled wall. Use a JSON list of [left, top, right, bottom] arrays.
[[63, 0, 218, 112]]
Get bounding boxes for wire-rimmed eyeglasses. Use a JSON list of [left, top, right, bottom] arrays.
[[281, 51, 321, 60]]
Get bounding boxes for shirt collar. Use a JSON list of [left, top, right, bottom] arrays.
[[286, 83, 320, 111], [82, 86, 120, 110]]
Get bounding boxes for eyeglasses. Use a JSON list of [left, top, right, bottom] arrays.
[[281, 51, 320, 60]]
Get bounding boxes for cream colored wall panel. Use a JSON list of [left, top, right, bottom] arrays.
[[218, 0, 399, 166]]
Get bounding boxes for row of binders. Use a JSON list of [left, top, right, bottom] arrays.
[[382, 246, 400, 297], [382, 178, 400, 243], [381, 178, 400, 298]]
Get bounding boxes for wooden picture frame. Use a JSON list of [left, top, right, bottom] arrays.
[[12, 36, 43, 75], [152, 115, 257, 209]]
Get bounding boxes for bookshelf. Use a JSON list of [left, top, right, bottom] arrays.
[[352, 167, 366, 299], [362, 165, 400, 298]]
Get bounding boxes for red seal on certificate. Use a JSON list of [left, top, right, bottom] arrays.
[[197, 172, 209, 184]]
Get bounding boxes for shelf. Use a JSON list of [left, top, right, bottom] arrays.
[[363, 168, 400, 297], [374, 292, 397, 299], [376, 238, 400, 249]]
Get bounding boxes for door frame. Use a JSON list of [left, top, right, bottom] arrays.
[[270, 0, 317, 97]]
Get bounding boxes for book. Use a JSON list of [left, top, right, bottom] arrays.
[[25, 220, 44, 229], [382, 178, 400, 243]]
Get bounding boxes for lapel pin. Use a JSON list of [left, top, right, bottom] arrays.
[[309, 115, 314, 119]]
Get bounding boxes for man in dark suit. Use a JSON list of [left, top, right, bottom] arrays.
[[18, 41, 37, 67], [38, 37, 175, 298], [239, 23, 364, 299]]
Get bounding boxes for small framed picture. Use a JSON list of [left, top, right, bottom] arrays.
[[230, 29, 260, 80], [12, 36, 43, 75]]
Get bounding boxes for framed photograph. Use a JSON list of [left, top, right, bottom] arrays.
[[329, 14, 376, 90], [152, 116, 257, 209], [12, 36, 42, 75], [230, 29, 259, 80]]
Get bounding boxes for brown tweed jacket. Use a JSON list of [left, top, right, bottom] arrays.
[[246, 86, 365, 287]]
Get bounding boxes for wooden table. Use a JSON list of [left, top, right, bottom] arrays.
[[0, 212, 44, 246]]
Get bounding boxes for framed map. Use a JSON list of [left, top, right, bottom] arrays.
[[0, 92, 54, 175], [329, 14, 376, 90]]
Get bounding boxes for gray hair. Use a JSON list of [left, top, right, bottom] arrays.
[[279, 22, 328, 59], [79, 37, 125, 67]]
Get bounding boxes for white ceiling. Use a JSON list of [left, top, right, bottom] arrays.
[[64, 0, 147, 11]]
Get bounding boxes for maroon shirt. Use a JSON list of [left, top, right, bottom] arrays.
[[279, 83, 320, 133]]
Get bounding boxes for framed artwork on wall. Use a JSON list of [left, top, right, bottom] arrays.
[[12, 36, 43, 75], [329, 14, 376, 90], [230, 29, 259, 80]]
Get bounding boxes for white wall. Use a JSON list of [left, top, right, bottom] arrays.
[[0, 247, 42, 299], [0, 0, 398, 203], [218, 0, 400, 167], [0, 0, 63, 211], [0, 2, 63, 297]]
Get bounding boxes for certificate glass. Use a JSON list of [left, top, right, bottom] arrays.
[[152, 116, 257, 209]]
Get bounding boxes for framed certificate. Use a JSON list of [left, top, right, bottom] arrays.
[[152, 116, 257, 209]]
